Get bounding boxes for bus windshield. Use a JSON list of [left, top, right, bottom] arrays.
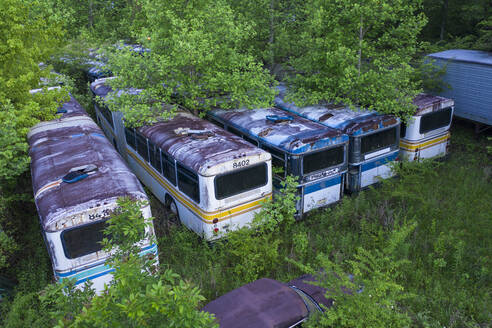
[[61, 221, 108, 259], [215, 163, 268, 200], [361, 127, 397, 155], [303, 146, 344, 175]]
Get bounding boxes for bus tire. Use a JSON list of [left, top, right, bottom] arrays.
[[165, 195, 181, 225]]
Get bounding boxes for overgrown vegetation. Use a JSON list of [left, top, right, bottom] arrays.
[[1, 0, 491, 326]]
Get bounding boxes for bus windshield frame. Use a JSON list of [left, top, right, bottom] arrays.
[[302, 145, 345, 176], [214, 163, 268, 200], [360, 127, 397, 156], [60, 220, 109, 260]]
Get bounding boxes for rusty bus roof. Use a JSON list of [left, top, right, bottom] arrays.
[[90, 77, 116, 98], [138, 112, 268, 176], [59, 95, 89, 118], [275, 85, 399, 136], [29, 112, 147, 232], [412, 93, 454, 116], [209, 107, 348, 155], [202, 278, 308, 328]]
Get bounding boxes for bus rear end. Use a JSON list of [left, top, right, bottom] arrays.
[[400, 94, 454, 161], [200, 154, 272, 240]]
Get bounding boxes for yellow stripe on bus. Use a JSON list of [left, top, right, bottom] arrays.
[[126, 149, 272, 224], [400, 133, 450, 152]]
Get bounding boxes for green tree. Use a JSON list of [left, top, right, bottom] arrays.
[[302, 223, 417, 328], [51, 198, 216, 328], [0, 0, 67, 182], [286, 0, 427, 118], [102, 0, 275, 126]]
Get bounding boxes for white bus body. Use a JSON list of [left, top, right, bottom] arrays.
[[90, 79, 273, 240], [28, 104, 157, 292]]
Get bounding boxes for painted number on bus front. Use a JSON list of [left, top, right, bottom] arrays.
[[233, 159, 249, 169]]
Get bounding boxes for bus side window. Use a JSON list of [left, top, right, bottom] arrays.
[[261, 144, 286, 178], [125, 128, 136, 149], [161, 152, 177, 186], [177, 164, 200, 203], [400, 123, 406, 138], [136, 132, 149, 162], [148, 141, 161, 173], [101, 105, 114, 128]]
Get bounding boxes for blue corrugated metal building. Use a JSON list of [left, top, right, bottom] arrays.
[[427, 49, 492, 126]]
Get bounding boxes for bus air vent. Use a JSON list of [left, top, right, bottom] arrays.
[[174, 127, 214, 139], [266, 115, 293, 124], [62, 164, 98, 184]]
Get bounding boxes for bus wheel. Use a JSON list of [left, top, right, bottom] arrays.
[[165, 196, 181, 225]]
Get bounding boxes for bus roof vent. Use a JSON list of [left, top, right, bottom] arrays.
[[266, 115, 293, 124], [62, 164, 98, 184], [174, 128, 214, 140]]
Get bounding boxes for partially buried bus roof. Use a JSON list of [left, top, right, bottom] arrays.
[[209, 107, 348, 155], [28, 114, 147, 232], [275, 85, 399, 136], [137, 112, 270, 176]]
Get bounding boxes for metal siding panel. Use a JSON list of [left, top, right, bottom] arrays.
[[431, 58, 492, 125]]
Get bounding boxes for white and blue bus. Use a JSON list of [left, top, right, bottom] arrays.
[[28, 96, 157, 292], [400, 94, 454, 162], [207, 106, 349, 216], [275, 85, 400, 193], [90, 79, 273, 240]]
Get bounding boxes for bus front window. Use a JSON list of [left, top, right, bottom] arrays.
[[61, 221, 108, 259], [360, 127, 397, 156], [303, 146, 344, 176], [214, 163, 268, 200]]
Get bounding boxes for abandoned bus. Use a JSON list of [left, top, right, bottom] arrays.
[[207, 107, 349, 216], [400, 94, 454, 161], [275, 85, 400, 193], [90, 79, 273, 240], [28, 100, 157, 292]]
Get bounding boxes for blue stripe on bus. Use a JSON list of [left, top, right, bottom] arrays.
[[74, 268, 116, 286], [360, 152, 398, 172], [304, 176, 342, 194], [56, 244, 158, 279]]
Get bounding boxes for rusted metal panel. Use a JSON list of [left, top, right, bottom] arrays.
[[275, 85, 400, 136], [202, 278, 308, 328], [139, 112, 267, 176], [28, 105, 147, 232], [59, 95, 89, 118], [210, 107, 348, 154], [412, 93, 455, 116]]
